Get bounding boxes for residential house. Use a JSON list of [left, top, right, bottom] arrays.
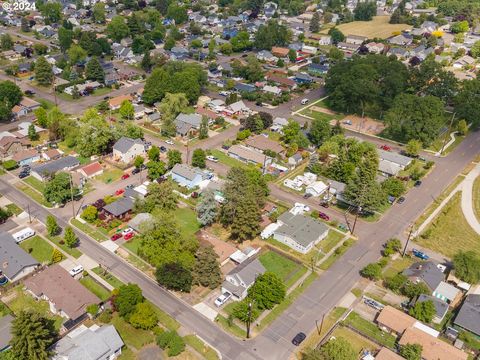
[[234, 83, 256, 93], [245, 134, 284, 155], [0, 314, 13, 351], [24, 265, 100, 326], [345, 34, 367, 45], [11, 97, 41, 118], [410, 45, 434, 61], [225, 100, 250, 116], [271, 47, 289, 58], [388, 33, 413, 46], [170, 164, 205, 189], [271, 117, 288, 132], [318, 35, 332, 46], [52, 324, 124, 360], [403, 261, 444, 292], [399, 327, 467, 360], [175, 113, 202, 137], [305, 181, 328, 198], [337, 42, 361, 52], [108, 95, 133, 110], [387, 47, 409, 59], [454, 294, 480, 337], [375, 348, 404, 360], [453, 55, 475, 69], [432, 281, 461, 305], [263, 85, 282, 96], [288, 153, 303, 167], [0, 232, 39, 283], [256, 50, 277, 63], [228, 144, 271, 168], [416, 294, 448, 324], [378, 149, 412, 177], [112, 137, 146, 164], [222, 257, 266, 300], [294, 73, 314, 84], [421, 21, 437, 33], [308, 63, 330, 76], [270, 210, 329, 254], [77, 162, 103, 179], [365, 42, 385, 54], [127, 213, 153, 233], [376, 306, 417, 336], [265, 74, 297, 90], [14, 122, 46, 139], [170, 46, 189, 61], [12, 149, 40, 166], [204, 179, 226, 203], [42, 149, 62, 161], [31, 156, 80, 181], [0, 135, 29, 159], [133, 105, 145, 119], [301, 45, 317, 55], [102, 197, 134, 220]]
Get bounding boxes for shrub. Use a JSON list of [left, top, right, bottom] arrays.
[[98, 309, 112, 323], [2, 160, 18, 170], [157, 330, 185, 357], [424, 161, 434, 170], [378, 258, 389, 268], [384, 273, 407, 293], [86, 304, 99, 316], [360, 263, 382, 280]]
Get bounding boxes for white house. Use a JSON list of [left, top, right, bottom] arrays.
[[112, 137, 146, 163], [222, 258, 266, 300], [305, 180, 328, 197], [318, 35, 332, 46]]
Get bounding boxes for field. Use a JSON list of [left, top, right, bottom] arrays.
[[259, 251, 307, 288], [95, 168, 123, 184], [47, 235, 82, 258], [474, 176, 480, 222], [80, 275, 111, 301], [210, 149, 253, 170], [331, 326, 378, 353], [417, 192, 480, 258], [322, 16, 411, 39], [110, 313, 156, 349], [19, 235, 55, 264], [343, 311, 396, 348], [175, 207, 200, 238], [71, 218, 109, 242]]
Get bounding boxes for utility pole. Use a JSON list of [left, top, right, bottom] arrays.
[[69, 172, 75, 219], [246, 301, 252, 339], [440, 112, 455, 156], [402, 224, 415, 257], [351, 206, 361, 235], [27, 204, 32, 223], [52, 77, 58, 107]]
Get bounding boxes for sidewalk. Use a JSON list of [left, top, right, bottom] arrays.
[[460, 162, 480, 235]]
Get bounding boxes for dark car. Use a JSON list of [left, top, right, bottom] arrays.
[[397, 196, 405, 204], [93, 199, 106, 209], [292, 332, 306, 346], [160, 146, 167, 153], [132, 168, 140, 175], [303, 193, 312, 199], [24, 90, 35, 96], [414, 180, 422, 187], [18, 171, 29, 179]]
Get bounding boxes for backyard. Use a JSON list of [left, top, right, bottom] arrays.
[[322, 16, 411, 39], [343, 311, 396, 348], [259, 251, 307, 289], [416, 192, 480, 258], [19, 235, 56, 264], [331, 326, 378, 354], [95, 168, 124, 184]]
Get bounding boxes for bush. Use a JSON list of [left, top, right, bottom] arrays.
[[98, 309, 112, 323], [86, 303, 99, 316], [378, 257, 388, 268], [360, 263, 382, 280], [2, 160, 18, 170], [157, 330, 185, 357], [384, 273, 407, 293], [383, 238, 402, 256], [236, 129, 251, 140], [424, 161, 434, 170]]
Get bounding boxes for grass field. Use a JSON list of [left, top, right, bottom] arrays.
[[331, 326, 378, 353], [474, 176, 480, 222], [80, 275, 111, 301], [417, 192, 480, 258], [110, 313, 156, 349], [210, 149, 254, 170], [319, 238, 355, 270], [343, 311, 396, 348], [321, 16, 411, 39], [175, 207, 200, 238], [19, 235, 55, 264], [16, 183, 52, 207], [71, 218, 108, 242], [382, 256, 415, 279], [24, 176, 46, 193], [183, 335, 220, 360], [92, 266, 124, 289], [95, 168, 123, 184], [47, 235, 82, 258], [5, 203, 22, 215], [215, 314, 246, 338], [259, 251, 307, 288]]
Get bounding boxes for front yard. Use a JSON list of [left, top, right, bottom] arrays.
[[19, 235, 56, 264], [259, 251, 307, 289], [95, 168, 124, 184], [209, 149, 254, 170], [23, 176, 46, 193], [79, 275, 111, 301], [15, 183, 52, 208]]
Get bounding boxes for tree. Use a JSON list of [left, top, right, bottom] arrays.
[[141, 181, 178, 212], [157, 330, 185, 357], [457, 119, 468, 135], [405, 139, 422, 157], [310, 12, 320, 33], [360, 263, 382, 280], [232, 300, 260, 323], [81, 205, 98, 223], [41, 2, 62, 24], [471, 41, 480, 58], [454, 79, 480, 129], [196, 189, 217, 226], [10, 311, 57, 360], [400, 343, 422, 360], [166, 4, 188, 24], [254, 21, 290, 50], [192, 149, 206, 168], [158, 93, 189, 136], [85, 57, 105, 83], [402, 281, 430, 299], [21, 17, 30, 32], [35, 107, 48, 128], [384, 238, 402, 256], [148, 145, 160, 161], [381, 177, 406, 198], [354, 1, 376, 20], [44, 172, 78, 205], [409, 300, 436, 323], [308, 118, 331, 146], [107, 16, 130, 42], [46, 215, 59, 236], [167, 149, 182, 168], [58, 27, 73, 52], [141, 51, 152, 72], [328, 28, 345, 44], [453, 251, 480, 283], [156, 262, 193, 292], [240, 114, 265, 133], [193, 245, 221, 289], [451, 20, 469, 33], [220, 42, 233, 55], [248, 272, 285, 310], [64, 226, 77, 248], [229, 193, 261, 241], [51, 248, 63, 263], [0, 80, 22, 108], [68, 44, 87, 65], [119, 100, 134, 120], [317, 337, 356, 360], [146, 160, 166, 180], [129, 302, 158, 329], [34, 44, 48, 55], [199, 116, 209, 140], [28, 124, 39, 141], [385, 273, 407, 293], [0, 34, 12, 51], [92, 2, 106, 23], [134, 156, 144, 169], [35, 56, 53, 86], [114, 284, 144, 318]]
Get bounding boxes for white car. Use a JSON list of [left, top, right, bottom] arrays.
[[165, 139, 174, 145], [69, 265, 84, 277], [301, 98, 309, 105], [206, 155, 219, 162], [214, 292, 232, 307], [122, 227, 134, 236], [219, 91, 231, 96]]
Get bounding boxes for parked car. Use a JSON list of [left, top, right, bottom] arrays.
[[18, 171, 29, 179], [165, 139, 174, 145], [412, 248, 429, 260], [121, 173, 130, 180], [69, 265, 84, 277], [301, 98, 309, 105], [115, 189, 124, 196], [318, 212, 330, 221], [380, 144, 392, 151], [160, 146, 167, 153], [303, 193, 312, 199], [206, 155, 219, 162], [111, 233, 122, 241], [364, 298, 384, 311], [24, 90, 35, 96], [414, 180, 422, 187], [122, 227, 134, 236], [132, 168, 140, 175], [93, 199, 106, 209], [292, 332, 306, 346], [320, 201, 329, 208], [125, 184, 134, 190], [123, 232, 134, 241], [214, 292, 232, 307], [397, 196, 405, 204], [219, 91, 231, 96]]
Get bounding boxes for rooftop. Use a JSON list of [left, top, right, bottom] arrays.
[[0, 232, 38, 280], [403, 261, 444, 291], [376, 305, 416, 334], [245, 134, 284, 154], [454, 294, 480, 335], [113, 137, 144, 154], [32, 156, 80, 178], [103, 197, 134, 217], [276, 211, 329, 248]]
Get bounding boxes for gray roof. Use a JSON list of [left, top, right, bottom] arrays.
[[276, 212, 329, 248], [403, 261, 444, 291], [171, 164, 203, 182], [102, 197, 134, 217], [454, 294, 480, 336], [113, 137, 144, 154], [175, 113, 202, 128], [52, 324, 124, 360], [128, 213, 153, 233], [417, 294, 448, 320], [32, 156, 80, 178], [378, 149, 412, 167], [227, 257, 265, 288], [0, 314, 13, 350], [0, 232, 38, 280]]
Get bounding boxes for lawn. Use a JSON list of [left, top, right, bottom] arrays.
[[210, 149, 253, 170], [95, 168, 124, 184], [343, 311, 396, 348], [319, 238, 355, 271], [215, 314, 246, 338], [19, 235, 55, 264], [123, 237, 141, 255], [92, 266, 124, 289], [16, 183, 52, 207], [474, 176, 480, 223], [183, 335, 220, 360], [382, 256, 415, 279], [175, 207, 200, 238], [331, 326, 378, 353], [259, 251, 307, 288], [299, 108, 343, 122], [23, 176, 46, 193], [80, 275, 111, 301], [110, 313, 156, 350], [417, 192, 480, 258], [71, 218, 108, 242], [146, 300, 180, 331], [47, 235, 82, 258], [5, 203, 22, 215], [321, 16, 411, 39]]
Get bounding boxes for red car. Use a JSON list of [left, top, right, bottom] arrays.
[[111, 233, 122, 241], [115, 189, 124, 196], [124, 232, 134, 241], [121, 173, 130, 180], [318, 212, 330, 221], [380, 145, 392, 151]]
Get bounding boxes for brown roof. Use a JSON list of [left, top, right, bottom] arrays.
[[245, 134, 284, 154], [12, 149, 38, 162], [109, 94, 133, 108], [11, 105, 22, 114], [376, 306, 416, 334], [20, 97, 40, 108], [266, 74, 296, 87], [399, 327, 468, 360], [24, 264, 100, 320], [79, 161, 103, 177], [0, 136, 27, 149], [271, 47, 289, 57], [375, 348, 405, 360], [43, 149, 61, 159]]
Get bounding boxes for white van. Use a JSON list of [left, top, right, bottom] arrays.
[[12, 227, 35, 244], [301, 98, 309, 105]]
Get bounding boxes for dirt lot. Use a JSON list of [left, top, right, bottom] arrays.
[[322, 16, 412, 39], [331, 115, 386, 135]]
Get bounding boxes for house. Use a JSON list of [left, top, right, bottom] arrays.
[[454, 294, 480, 337], [234, 83, 256, 93], [305, 181, 328, 197], [263, 85, 282, 96], [365, 42, 385, 54], [24, 265, 100, 325], [432, 281, 461, 305], [388, 34, 413, 46], [387, 47, 409, 59], [31, 156, 80, 181], [403, 261, 444, 292], [345, 34, 367, 45], [308, 63, 330, 76], [301, 45, 317, 55], [0, 232, 39, 283], [0, 314, 13, 351], [77, 161, 103, 178], [256, 50, 277, 63], [416, 294, 449, 324], [0, 136, 29, 159], [228, 144, 271, 168], [453, 55, 475, 69], [226, 100, 250, 116], [378, 149, 412, 177], [112, 137, 146, 164], [375, 348, 404, 360], [337, 42, 361, 52], [108, 95, 133, 110], [376, 306, 416, 336], [294, 73, 314, 84], [102, 197, 134, 219], [245, 134, 284, 155], [175, 113, 202, 137], [127, 213, 153, 233], [288, 153, 303, 167], [271, 210, 329, 254], [52, 324, 124, 360], [170, 46, 189, 61], [11, 97, 41, 118], [170, 164, 204, 189], [271, 47, 289, 58], [12, 149, 40, 166], [14, 122, 46, 139], [399, 327, 467, 360], [222, 257, 266, 300], [265, 74, 297, 90], [318, 35, 332, 46]]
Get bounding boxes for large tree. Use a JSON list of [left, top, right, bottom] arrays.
[[196, 189, 217, 226], [167, 149, 182, 168], [10, 311, 57, 360], [308, 118, 332, 146], [192, 149, 206, 168], [113, 284, 144, 319], [316, 337, 356, 360], [44, 172, 78, 205], [35, 56, 54, 86], [140, 181, 178, 212], [85, 57, 105, 83], [158, 92, 189, 136], [248, 272, 285, 310], [156, 262, 193, 292], [409, 300, 436, 323], [455, 79, 480, 129], [354, 1, 377, 21], [46, 215, 61, 237], [129, 302, 158, 329], [254, 20, 290, 50], [192, 245, 222, 289], [0, 81, 22, 109], [107, 16, 130, 42], [310, 12, 320, 33], [400, 343, 422, 360], [453, 251, 480, 284], [41, 2, 62, 24]]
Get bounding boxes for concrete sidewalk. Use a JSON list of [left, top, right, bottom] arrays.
[[461, 162, 480, 235]]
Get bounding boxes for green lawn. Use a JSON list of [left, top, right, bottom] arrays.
[[47, 235, 82, 258], [5, 203, 22, 215], [146, 300, 180, 331], [23, 176, 46, 193], [417, 192, 480, 258], [183, 335, 220, 360], [19, 235, 55, 264], [80, 275, 111, 301], [343, 311, 396, 348], [215, 314, 246, 338], [319, 239, 355, 270], [319, 230, 346, 253], [259, 251, 306, 288], [474, 176, 480, 223], [110, 313, 156, 350], [71, 219, 108, 242], [382, 256, 415, 279], [331, 326, 378, 353], [299, 108, 343, 122], [95, 168, 124, 184], [175, 207, 200, 238], [92, 266, 124, 289], [122, 237, 141, 255], [210, 149, 254, 170], [16, 183, 52, 207]]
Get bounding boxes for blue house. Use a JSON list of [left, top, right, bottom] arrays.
[[171, 164, 204, 189], [223, 28, 239, 40], [12, 149, 40, 166], [308, 63, 329, 76], [234, 83, 256, 93], [294, 73, 314, 84]]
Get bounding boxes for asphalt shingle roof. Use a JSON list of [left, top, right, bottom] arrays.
[[113, 137, 144, 154], [276, 212, 329, 248], [0, 232, 38, 280], [454, 294, 480, 336]]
